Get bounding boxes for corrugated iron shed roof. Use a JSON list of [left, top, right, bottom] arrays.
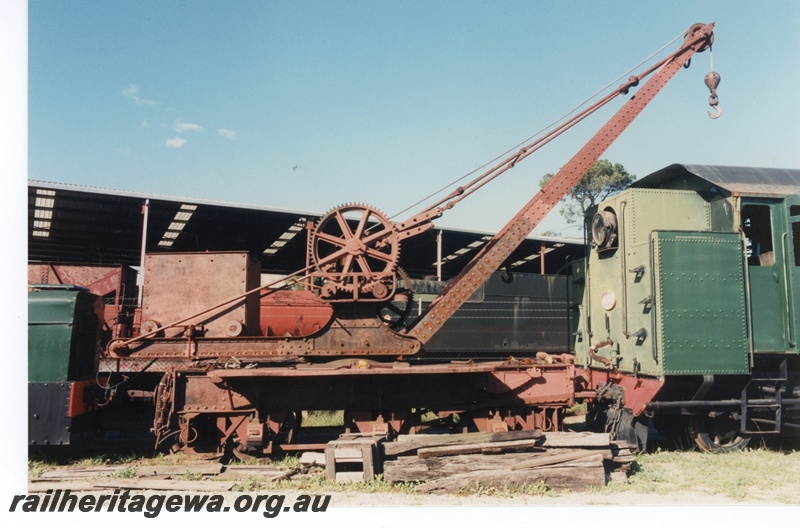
[[28, 180, 583, 279]]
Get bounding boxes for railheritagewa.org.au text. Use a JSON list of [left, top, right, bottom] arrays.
[[9, 489, 331, 518]]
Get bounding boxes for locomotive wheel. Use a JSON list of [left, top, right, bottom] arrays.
[[690, 413, 750, 453]]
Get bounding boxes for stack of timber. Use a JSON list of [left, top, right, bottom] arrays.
[[382, 430, 634, 493]]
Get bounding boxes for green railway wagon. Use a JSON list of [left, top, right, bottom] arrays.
[[28, 285, 104, 446]]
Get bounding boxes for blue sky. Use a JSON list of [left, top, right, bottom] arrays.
[[24, 1, 800, 237]]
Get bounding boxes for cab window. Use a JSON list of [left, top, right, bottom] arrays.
[[741, 204, 774, 267]]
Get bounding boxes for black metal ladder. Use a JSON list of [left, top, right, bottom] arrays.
[[740, 360, 788, 434]]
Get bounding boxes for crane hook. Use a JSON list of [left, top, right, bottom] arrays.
[[704, 71, 721, 119]]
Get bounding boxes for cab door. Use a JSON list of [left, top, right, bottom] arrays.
[[741, 198, 795, 353], [784, 195, 800, 352]]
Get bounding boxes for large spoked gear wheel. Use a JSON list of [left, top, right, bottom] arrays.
[[311, 203, 400, 301]]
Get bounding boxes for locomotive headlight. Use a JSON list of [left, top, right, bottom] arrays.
[[591, 210, 618, 249], [600, 290, 617, 311]]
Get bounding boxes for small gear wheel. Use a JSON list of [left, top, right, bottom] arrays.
[[311, 203, 400, 301], [379, 267, 415, 330]]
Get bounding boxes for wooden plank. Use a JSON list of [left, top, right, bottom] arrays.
[[383, 451, 605, 483], [511, 452, 604, 470], [134, 463, 223, 477], [385, 429, 542, 457], [333, 448, 363, 461], [359, 446, 373, 481], [39, 466, 126, 479], [417, 439, 543, 459], [324, 446, 336, 480], [415, 464, 606, 493], [610, 445, 636, 463], [29, 481, 112, 493], [382, 457, 431, 482], [539, 432, 610, 448], [92, 478, 233, 492], [218, 467, 297, 481], [39, 463, 224, 480]]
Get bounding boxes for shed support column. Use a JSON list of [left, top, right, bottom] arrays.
[[137, 199, 150, 307], [436, 230, 443, 282], [540, 241, 546, 275]]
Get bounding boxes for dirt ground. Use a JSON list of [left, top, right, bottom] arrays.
[[308, 487, 780, 506]]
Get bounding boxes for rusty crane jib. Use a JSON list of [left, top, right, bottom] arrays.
[[107, 22, 716, 361], [306, 22, 716, 342]]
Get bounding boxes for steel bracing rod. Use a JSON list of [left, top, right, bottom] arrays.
[[406, 22, 715, 345]]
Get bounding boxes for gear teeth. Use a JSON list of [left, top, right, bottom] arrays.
[[310, 203, 401, 301]]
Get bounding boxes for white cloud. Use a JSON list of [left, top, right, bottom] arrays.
[[165, 136, 187, 148], [174, 118, 204, 133], [141, 119, 148, 128], [217, 128, 237, 140], [122, 84, 157, 105]]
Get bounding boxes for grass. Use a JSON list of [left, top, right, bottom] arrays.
[[110, 466, 139, 479], [174, 470, 205, 481], [565, 402, 588, 416], [303, 410, 344, 427], [590, 446, 800, 503], [27, 459, 48, 479], [230, 473, 417, 495], [456, 480, 552, 498]]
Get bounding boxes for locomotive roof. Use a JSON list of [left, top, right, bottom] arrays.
[[632, 164, 800, 197]]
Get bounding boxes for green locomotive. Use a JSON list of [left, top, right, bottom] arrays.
[[575, 164, 800, 451]]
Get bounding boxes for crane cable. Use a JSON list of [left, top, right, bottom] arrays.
[[388, 29, 688, 221]]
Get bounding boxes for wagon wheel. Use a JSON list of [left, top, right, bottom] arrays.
[[690, 412, 750, 453], [275, 411, 302, 445]]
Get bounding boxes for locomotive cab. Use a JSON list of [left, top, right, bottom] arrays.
[[576, 164, 800, 451]]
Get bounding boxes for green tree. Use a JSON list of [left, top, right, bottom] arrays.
[[540, 159, 635, 224]]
